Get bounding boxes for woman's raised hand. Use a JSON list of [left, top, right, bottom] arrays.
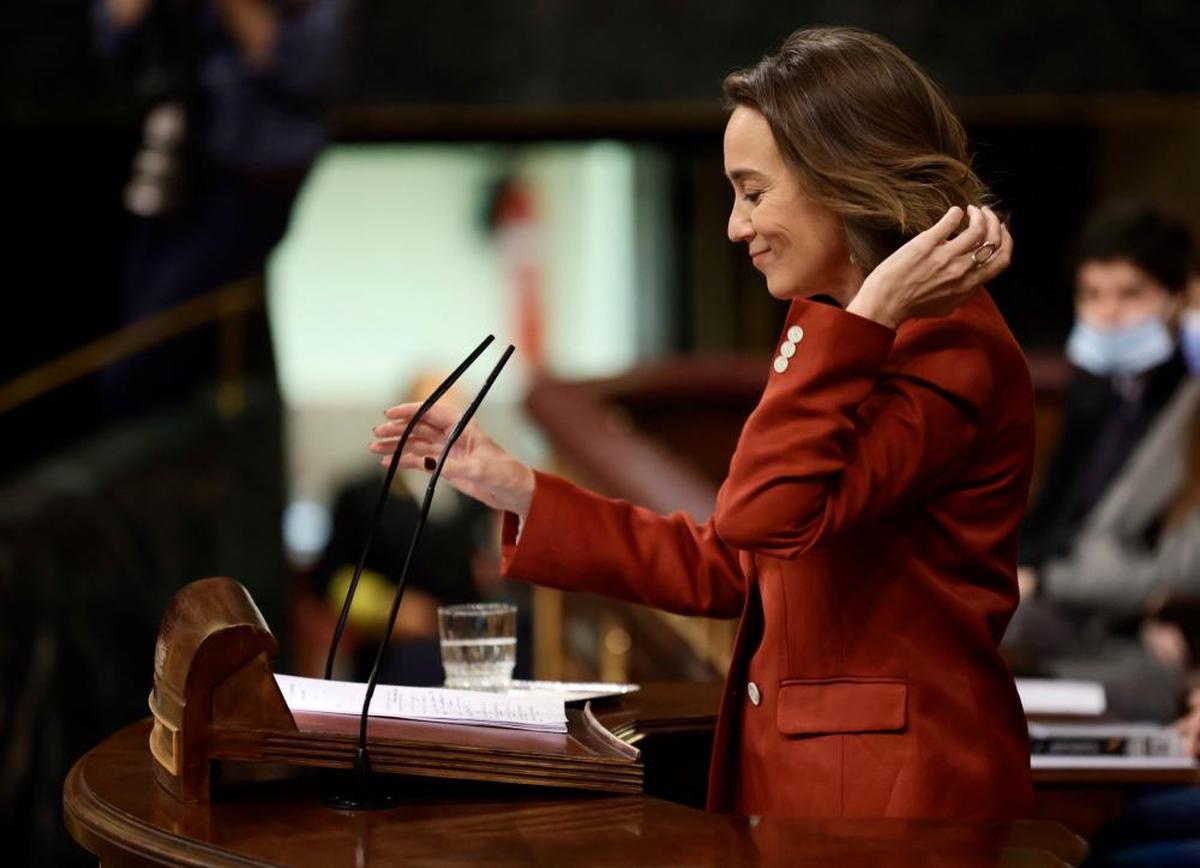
[[369, 403, 535, 518], [847, 204, 1012, 329]]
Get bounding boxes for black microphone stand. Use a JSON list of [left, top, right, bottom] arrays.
[[326, 344, 516, 810], [322, 335, 495, 682]]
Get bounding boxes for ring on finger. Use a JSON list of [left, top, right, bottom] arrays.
[[971, 241, 998, 268]]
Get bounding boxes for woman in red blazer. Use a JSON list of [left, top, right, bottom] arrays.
[[372, 27, 1033, 820]]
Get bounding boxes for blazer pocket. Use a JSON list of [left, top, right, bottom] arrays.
[[776, 676, 908, 735]]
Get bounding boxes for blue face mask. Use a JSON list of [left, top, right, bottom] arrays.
[[1065, 316, 1175, 377], [1181, 309, 1200, 377]]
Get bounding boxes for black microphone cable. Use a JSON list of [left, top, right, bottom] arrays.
[[329, 343, 515, 809], [322, 334, 495, 681]]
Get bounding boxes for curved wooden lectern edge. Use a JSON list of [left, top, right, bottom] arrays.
[[151, 577, 296, 804], [64, 751, 255, 868], [64, 721, 1092, 867]]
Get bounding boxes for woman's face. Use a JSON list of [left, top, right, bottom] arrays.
[[1075, 259, 1174, 329], [723, 105, 860, 303]]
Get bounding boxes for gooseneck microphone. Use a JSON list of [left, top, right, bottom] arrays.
[[327, 343, 516, 810], [322, 334, 495, 681]]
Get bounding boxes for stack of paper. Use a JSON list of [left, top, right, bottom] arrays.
[[1016, 678, 1106, 716], [275, 674, 568, 733], [1029, 722, 1197, 769], [509, 679, 639, 702]]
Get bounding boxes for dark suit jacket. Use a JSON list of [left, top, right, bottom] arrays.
[[501, 292, 1036, 819], [1020, 352, 1188, 569]]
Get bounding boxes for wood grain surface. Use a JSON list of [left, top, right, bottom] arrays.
[[64, 717, 1088, 866]]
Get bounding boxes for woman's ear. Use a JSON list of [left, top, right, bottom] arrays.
[[844, 218, 905, 275], [841, 221, 872, 273]]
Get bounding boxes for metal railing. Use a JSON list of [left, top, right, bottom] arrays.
[[0, 278, 263, 417]]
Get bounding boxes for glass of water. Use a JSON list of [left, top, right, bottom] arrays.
[[438, 603, 517, 691]]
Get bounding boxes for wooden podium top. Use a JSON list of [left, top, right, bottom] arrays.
[[65, 716, 1087, 866]]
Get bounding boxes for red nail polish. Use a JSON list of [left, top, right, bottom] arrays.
[[424, 456, 436, 471]]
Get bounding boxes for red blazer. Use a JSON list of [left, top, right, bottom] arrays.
[[500, 293, 1036, 820]]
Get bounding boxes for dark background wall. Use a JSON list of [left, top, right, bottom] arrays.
[[8, 1, 1200, 121], [6, 1, 1199, 410], [339, 0, 1200, 103]]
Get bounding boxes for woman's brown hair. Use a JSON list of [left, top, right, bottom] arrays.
[[723, 26, 992, 271]]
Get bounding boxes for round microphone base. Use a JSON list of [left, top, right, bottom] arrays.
[[322, 747, 399, 811], [323, 790, 399, 811]]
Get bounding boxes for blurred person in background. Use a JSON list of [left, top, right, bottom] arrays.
[[311, 373, 528, 685], [93, 0, 348, 412], [1008, 204, 1199, 723], [1089, 594, 1200, 861]]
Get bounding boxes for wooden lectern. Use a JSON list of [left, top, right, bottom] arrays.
[[148, 576, 640, 804], [63, 575, 1092, 865], [65, 722, 1090, 865]]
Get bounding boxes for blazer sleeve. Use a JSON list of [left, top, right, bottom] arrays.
[[500, 472, 745, 619], [713, 298, 992, 559], [1042, 511, 1200, 618]]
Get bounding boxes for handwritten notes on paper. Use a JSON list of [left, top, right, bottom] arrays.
[[274, 674, 568, 733]]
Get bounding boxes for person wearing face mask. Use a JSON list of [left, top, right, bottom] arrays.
[[1006, 205, 1198, 722], [373, 28, 1035, 821], [1066, 270, 1200, 868]]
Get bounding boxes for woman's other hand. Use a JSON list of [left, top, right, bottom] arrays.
[[848, 205, 1012, 329], [369, 402, 535, 518]]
